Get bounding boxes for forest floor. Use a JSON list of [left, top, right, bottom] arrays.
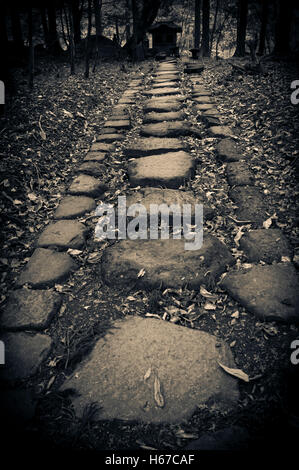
[[0, 53, 299, 458]]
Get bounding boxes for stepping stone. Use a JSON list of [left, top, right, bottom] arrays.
[[216, 138, 241, 162], [61, 316, 239, 423], [99, 127, 118, 134], [0, 289, 62, 331], [16, 248, 77, 288], [226, 161, 253, 186], [157, 65, 178, 72], [239, 229, 293, 263], [125, 137, 187, 157], [230, 186, 268, 226], [68, 175, 107, 197], [147, 95, 186, 102], [104, 120, 131, 130], [221, 264, 299, 323], [145, 88, 181, 97], [55, 196, 96, 219], [83, 152, 106, 162], [140, 121, 201, 138], [203, 109, 220, 117], [109, 112, 130, 119], [77, 161, 105, 177], [143, 111, 184, 123], [209, 126, 234, 138], [101, 236, 234, 289], [193, 96, 212, 103], [95, 134, 124, 143], [201, 115, 221, 127], [126, 188, 215, 221], [37, 220, 87, 250], [143, 101, 182, 113], [185, 426, 250, 451], [184, 64, 204, 74], [112, 104, 128, 113], [118, 97, 134, 104], [0, 332, 52, 382], [192, 86, 210, 95], [154, 75, 180, 82], [194, 103, 216, 111], [152, 81, 177, 88], [128, 151, 195, 189], [91, 142, 115, 152]]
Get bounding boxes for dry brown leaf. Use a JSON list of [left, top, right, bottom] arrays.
[[143, 367, 152, 382], [218, 362, 249, 382], [154, 375, 165, 408]]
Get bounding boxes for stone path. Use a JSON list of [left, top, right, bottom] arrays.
[[1, 57, 298, 448]]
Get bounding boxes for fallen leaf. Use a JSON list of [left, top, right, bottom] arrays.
[[137, 268, 146, 278], [218, 362, 249, 382], [143, 367, 152, 382], [263, 216, 272, 229], [154, 375, 165, 408], [200, 286, 217, 301], [204, 302, 216, 310], [175, 429, 198, 439]]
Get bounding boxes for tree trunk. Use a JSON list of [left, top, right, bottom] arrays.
[[28, 7, 34, 89], [257, 0, 268, 56], [273, 0, 294, 56], [68, 5, 75, 74], [85, 0, 92, 78], [125, 0, 131, 44], [234, 0, 248, 57], [47, 4, 62, 55], [40, 7, 50, 47], [202, 0, 210, 57], [210, 0, 219, 55], [194, 0, 201, 49], [10, 6, 23, 49], [126, 0, 161, 57], [71, 0, 81, 44]]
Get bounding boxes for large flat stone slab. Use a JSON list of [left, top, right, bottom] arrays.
[[127, 151, 195, 189], [230, 186, 268, 226], [239, 229, 293, 263], [193, 96, 213, 103], [194, 104, 216, 112], [216, 138, 241, 162], [61, 316, 239, 423], [145, 88, 181, 97], [95, 134, 124, 143], [83, 152, 106, 162], [0, 332, 52, 382], [77, 161, 105, 177], [226, 161, 253, 186], [143, 111, 184, 123], [37, 220, 87, 250], [68, 175, 106, 197], [152, 81, 178, 88], [101, 236, 234, 289], [126, 188, 215, 221], [221, 264, 299, 323], [104, 120, 131, 130], [54, 196, 96, 219], [0, 289, 61, 331], [209, 126, 234, 138], [125, 137, 187, 157], [140, 122, 201, 138], [91, 142, 115, 152], [16, 248, 77, 288], [154, 75, 180, 82], [143, 101, 182, 113]]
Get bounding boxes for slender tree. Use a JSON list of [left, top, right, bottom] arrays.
[[40, 6, 50, 47], [10, 5, 24, 49], [202, 0, 210, 57], [210, 0, 220, 55], [93, 0, 102, 71], [258, 0, 268, 56], [71, 0, 82, 44], [47, 3, 63, 54], [68, 3, 76, 74], [85, 0, 92, 78], [273, 0, 294, 56], [28, 7, 34, 89], [234, 0, 248, 57], [194, 0, 201, 50]]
